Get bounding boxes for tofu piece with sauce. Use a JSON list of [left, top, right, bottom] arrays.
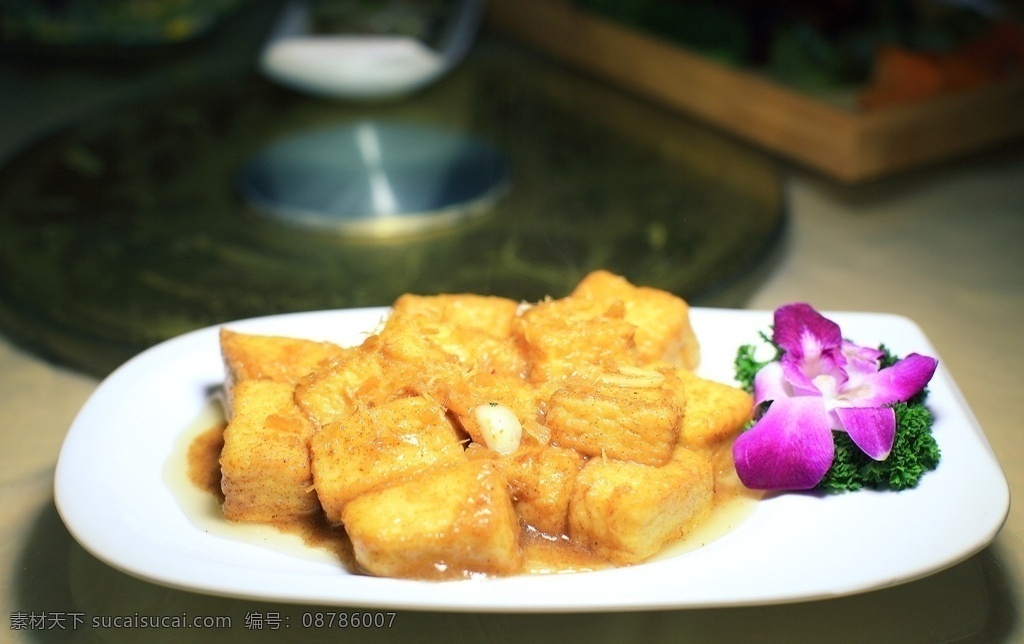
[[341, 459, 523, 579], [294, 326, 458, 428], [445, 375, 548, 449], [219, 329, 350, 385], [293, 338, 391, 428], [545, 371, 682, 466], [500, 445, 586, 536], [219, 329, 350, 416], [674, 369, 754, 449], [310, 395, 466, 522], [674, 370, 754, 500], [567, 447, 714, 565], [570, 270, 700, 369], [513, 292, 641, 383], [388, 293, 526, 377], [219, 379, 320, 523], [390, 292, 521, 339], [297, 298, 529, 438]]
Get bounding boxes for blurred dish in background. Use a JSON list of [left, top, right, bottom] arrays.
[[259, 0, 485, 100]]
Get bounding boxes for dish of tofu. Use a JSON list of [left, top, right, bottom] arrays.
[[54, 280, 1009, 610], [214, 271, 755, 579]]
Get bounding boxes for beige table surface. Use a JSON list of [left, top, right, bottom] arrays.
[[2, 13, 1023, 643]]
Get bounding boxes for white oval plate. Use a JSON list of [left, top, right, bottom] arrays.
[[54, 307, 1010, 611]]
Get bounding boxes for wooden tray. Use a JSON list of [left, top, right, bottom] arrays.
[[486, 0, 1024, 182]]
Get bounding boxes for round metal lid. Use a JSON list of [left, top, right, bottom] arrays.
[[239, 121, 508, 238]]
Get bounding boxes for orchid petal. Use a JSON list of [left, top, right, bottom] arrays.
[[732, 397, 835, 490], [773, 303, 843, 357], [779, 352, 836, 396], [845, 353, 938, 407], [753, 360, 789, 405], [774, 304, 846, 393], [837, 342, 882, 399], [835, 406, 896, 460], [841, 341, 884, 375]]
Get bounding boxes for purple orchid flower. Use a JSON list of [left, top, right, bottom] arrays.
[[733, 303, 938, 491]]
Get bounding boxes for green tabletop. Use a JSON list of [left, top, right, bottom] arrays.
[[0, 36, 782, 377]]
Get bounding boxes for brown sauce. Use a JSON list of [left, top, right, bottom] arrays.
[[186, 424, 224, 500], [169, 401, 760, 578], [169, 404, 360, 570]]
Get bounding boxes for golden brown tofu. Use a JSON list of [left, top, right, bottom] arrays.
[[501, 445, 585, 536], [571, 270, 700, 369], [341, 459, 523, 579], [310, 395, 466, 522], [673, 371, 754, 501], [219, 329, 351, 416], [385, 299, 527, 379], [219, 329, 350, 384], [294, 324, 461, 428], [444, 373, 549, 448], [375, 313, 465, 371], [675, 370, 753, 449], [293, 337, 391, 428], [219, 379, 319, 523], [567, 448, 714, 565], [546, 370, 682, 466], [514, 294, 640, 382], [391, 293, 521, 339]]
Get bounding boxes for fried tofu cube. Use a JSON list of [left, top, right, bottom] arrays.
[[673, 371, 753, 500], [310, 396, 466, 521], [502, 445, 585, 536], [546, 372, 682, 466], [375, 312, 464, 371], [391, 293, 521, 338], [219, 379, 319, 523], [567, 448, 714, 565], [293, 338, 391, 427], [386, 297, 527, 378], [675, 370, 753, 449], [294, 324, 460, 427], [571, 270, 700, 369], [219, 329, 350, 385], [444, 374, 548, 448], [341, 460, 522, 579], [515, 294, 640, 382], [219, 329, 350, 416]]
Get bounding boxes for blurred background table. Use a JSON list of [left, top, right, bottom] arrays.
[[1, 2, 1022, 642]]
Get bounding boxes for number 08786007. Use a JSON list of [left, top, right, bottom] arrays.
[[301, 612, 397, 629]]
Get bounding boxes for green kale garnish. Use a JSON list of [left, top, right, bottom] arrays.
[[734, 330, 779, 394], [817, 401, 940, 493]]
